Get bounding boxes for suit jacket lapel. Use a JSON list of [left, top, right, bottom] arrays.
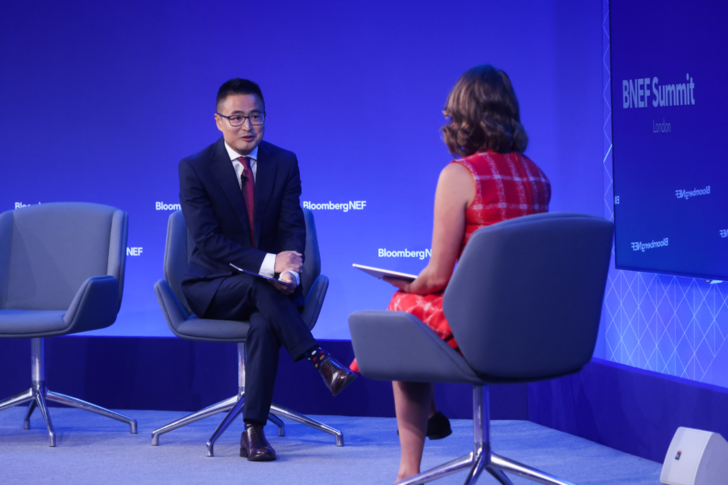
[[253, 141, 276, 247], [209, 138, 253, 240]]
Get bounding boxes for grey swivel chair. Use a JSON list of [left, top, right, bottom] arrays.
[[152, 208, 341, 456], [349, 212, 613, 485], [0, 202, 137, 446]]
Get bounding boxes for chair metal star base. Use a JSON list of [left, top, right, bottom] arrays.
[[396, 386, 574, 485], [0, 338, 138, 447], [150, 343, 344, 457]]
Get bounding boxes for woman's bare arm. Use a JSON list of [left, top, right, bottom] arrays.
[[385, 162, 475, 294]]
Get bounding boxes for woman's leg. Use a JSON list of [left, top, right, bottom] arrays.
[[393, 381, 433, 482]]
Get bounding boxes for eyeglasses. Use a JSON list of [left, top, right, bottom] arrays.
[[217, 111, 266, 127]]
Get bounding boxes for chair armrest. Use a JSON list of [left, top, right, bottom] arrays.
[[63, 276, 119, 334], [348, 310, 483, 384], [301, 275, 329, 330], [154, 279, 190, 333]]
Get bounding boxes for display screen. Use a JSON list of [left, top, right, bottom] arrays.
[[610, 0, 728, 280]]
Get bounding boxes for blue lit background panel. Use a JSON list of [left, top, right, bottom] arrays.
[[0, 0, 603, 338]]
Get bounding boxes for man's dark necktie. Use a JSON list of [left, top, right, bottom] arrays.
[[238, 156, 255, 247]]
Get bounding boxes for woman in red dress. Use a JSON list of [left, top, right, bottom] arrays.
[[379, 65, 551, 482]]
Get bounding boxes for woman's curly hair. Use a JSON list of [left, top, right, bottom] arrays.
[[441, 65, 528, 157]]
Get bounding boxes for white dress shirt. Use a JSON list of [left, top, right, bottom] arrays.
[[224, 142, 300, 286]]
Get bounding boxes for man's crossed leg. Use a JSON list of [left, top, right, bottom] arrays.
[[201, 274, 356, 461]]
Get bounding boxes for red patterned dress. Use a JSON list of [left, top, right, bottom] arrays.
[[350, 151, 550, 373]]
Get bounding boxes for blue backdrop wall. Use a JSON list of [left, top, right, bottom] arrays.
[[0, 0, 603, 339]]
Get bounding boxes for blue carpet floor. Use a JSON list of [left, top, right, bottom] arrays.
[[0, 407, 661, 484]]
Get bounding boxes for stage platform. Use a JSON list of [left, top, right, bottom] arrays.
[[0, 407, 661, 484]]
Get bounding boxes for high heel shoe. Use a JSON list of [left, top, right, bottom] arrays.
[[425, 411, 452, 440], [397, 411, 452, 440]]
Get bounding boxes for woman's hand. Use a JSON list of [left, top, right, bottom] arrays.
[[383, 276, 413, 293]]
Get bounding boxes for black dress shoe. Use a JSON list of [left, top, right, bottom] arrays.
[[397, 411, 452, 440], [319, 355, 357, 396], [240, 425, 276, 461]]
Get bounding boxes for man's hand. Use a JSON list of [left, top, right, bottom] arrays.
[[275, 251, 303, 274], [269, 271, 297, 295]]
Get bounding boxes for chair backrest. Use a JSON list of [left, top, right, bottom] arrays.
[[163, 208, 321, 316], [443, 212, 613, 380], [0, 202, 128, 311]]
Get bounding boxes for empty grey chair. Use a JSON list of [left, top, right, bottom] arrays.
[[153, 208, 339, 456], [349, 212, 613, 485], [0, 202, 137, 446]]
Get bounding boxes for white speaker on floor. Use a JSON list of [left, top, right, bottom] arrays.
[[660, 427, 728, 485]]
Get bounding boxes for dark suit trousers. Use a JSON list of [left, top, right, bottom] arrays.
[[184, 273, 317, 424]]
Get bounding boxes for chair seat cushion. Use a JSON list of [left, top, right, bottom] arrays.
[[176, 316, 250, 341], [349, 311, 486, 384], [0, 309, 69, 336]]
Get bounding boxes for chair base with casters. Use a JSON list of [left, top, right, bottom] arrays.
[[396, 386, 573, 485], [150, 342, 343, 456], [0, 338, 137, 447]]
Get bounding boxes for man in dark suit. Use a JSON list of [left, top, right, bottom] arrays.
[[179, 78, 356, 462]]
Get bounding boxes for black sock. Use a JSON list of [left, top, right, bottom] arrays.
[[306, 346, 330, 370], [244, 419, 264, 428]]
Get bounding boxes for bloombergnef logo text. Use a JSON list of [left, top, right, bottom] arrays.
[[302, 201, 366, 212], [14, 202, 41, 209], [156, 202, 181, 211], [631, 238, 669, 252], [378, 248, 431, 260], [675, 186, 710, 200]]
